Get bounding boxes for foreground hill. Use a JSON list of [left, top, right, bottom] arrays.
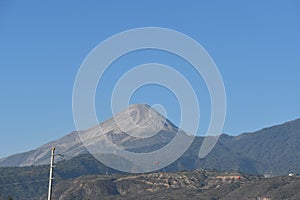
[[41, 169, 300, 200]]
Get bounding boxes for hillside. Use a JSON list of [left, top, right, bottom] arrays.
[[2, 164, 299, 200], [221, 119, 300, 175], [42, 170, 300, 200], [180, 118, 300, 175]]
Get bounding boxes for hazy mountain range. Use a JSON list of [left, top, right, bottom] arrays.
[[0, 104, 299, 176]]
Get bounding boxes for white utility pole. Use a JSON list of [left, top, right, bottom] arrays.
[[48, 147, 55, 200]]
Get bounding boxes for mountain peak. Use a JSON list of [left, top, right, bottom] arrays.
[[101, 104, 171, 138], [128, 103, 151, 110]]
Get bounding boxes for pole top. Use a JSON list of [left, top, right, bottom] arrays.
[[51, 147, 56, 151]]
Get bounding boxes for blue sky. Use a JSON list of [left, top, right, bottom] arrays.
[[0, 1, 300, 158]]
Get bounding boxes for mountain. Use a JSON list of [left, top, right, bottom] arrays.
[[0, 104, 299, 176], [0, 104, 179, 167]]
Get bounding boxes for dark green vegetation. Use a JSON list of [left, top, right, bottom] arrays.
[[0, 154, 121, 200], [0, 165, 48, 200], [0, 118, 299, 199]]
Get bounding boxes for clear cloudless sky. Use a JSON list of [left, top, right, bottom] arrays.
[[0, 0, 300, 158]]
